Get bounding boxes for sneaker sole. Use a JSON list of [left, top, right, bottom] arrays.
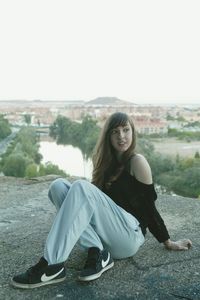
[[10, 276, 66, 289], [78, 261, 114, 282]]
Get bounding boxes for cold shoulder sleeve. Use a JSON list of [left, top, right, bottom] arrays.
[[104, 170, 170, 243], [132, 180, 170, 243]]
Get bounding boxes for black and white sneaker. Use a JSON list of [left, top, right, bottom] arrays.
[[11, 257, 66, 289], [78, 247, 114, 281]]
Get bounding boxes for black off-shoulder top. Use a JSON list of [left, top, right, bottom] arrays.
[[103, 170, 170, 243]]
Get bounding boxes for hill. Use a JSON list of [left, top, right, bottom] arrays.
[[86, 97, 136, 106]]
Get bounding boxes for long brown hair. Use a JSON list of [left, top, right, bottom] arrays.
[[92, 112, 136, 190]]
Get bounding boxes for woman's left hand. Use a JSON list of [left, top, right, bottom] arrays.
[[164, 239, 192, 250]]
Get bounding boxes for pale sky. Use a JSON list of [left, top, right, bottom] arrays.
[[0, 0, 200, 104]]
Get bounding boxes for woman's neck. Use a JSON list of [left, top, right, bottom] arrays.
[[115, 152, 123, 162]]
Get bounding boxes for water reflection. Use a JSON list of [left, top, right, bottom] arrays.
[[39, 141, 92, 179]]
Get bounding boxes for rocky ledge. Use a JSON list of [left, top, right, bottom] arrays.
[[0, 175, 200, 300]]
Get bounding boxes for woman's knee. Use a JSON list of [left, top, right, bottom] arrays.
[[68, 180, 94, 202], [70, 179, 91, 192], [49, 178, 64, 192], [48, 178, 71, 208]]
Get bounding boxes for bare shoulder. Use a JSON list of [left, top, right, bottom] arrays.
[[129, 154, 153, 184]]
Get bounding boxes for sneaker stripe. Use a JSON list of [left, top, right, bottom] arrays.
[[41, 268, 64, 282], [101, 252, 110, 268], [78, 261, 114, 282]]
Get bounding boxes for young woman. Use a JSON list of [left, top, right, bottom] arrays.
[[11, 112, 192, 289]]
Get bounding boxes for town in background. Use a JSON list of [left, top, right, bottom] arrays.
[[1, 97, 200, 137]]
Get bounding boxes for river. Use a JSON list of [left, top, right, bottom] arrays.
[[39, 137, 200, 180], [39, 140, 93, 179]]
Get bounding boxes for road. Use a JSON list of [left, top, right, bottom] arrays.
[[0, 130, 18, 156]]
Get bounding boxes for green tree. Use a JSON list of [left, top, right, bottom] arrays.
[[77, 116, 100, 160], [38, 162, 67, 177], [136, 138, 155, 159], [2, 153, 27, 177], [150, 153, 175, 179], [170, 167, 200, 198], [49, 116, 74, 144], [166, 113, 175, 121], [0, 126, 42, 177], [177, 157, 194, 170], [24, 114, 31, 125], [15, 127, 42, 164], [176, 116, 186, 122], [25, 163, 38, 178], [49, 115, 100, 160], [167, 128, 200, 141], [0, 114, 12, 140]]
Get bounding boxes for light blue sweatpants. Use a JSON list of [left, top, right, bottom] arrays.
[[44, 178, 145, 264]]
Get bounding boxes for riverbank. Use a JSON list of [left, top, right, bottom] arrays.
[[39, 141, 92, 179], [0, 175, 200, 299]]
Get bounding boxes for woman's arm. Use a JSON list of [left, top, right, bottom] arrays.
[[130, 154, 192, 251]]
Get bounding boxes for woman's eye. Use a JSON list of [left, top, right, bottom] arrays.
[[112, 130, 118, 134], [124, 128, 129, 132]]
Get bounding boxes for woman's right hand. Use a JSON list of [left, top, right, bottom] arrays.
[[164, 239, 192, 251]]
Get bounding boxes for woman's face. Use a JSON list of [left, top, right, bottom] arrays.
[[110, 122, 133, 154]]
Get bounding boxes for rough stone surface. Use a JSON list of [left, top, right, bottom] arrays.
[[0, 176, 199, 300]]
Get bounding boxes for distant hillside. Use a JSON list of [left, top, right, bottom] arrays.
[[86, 97, 135, 106]]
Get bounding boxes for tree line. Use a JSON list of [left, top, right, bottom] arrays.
[[0, 114, 199, 198], [49, 115, 100, 160], [137, 138, 200, 198], [0, 126, 66, 178]]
